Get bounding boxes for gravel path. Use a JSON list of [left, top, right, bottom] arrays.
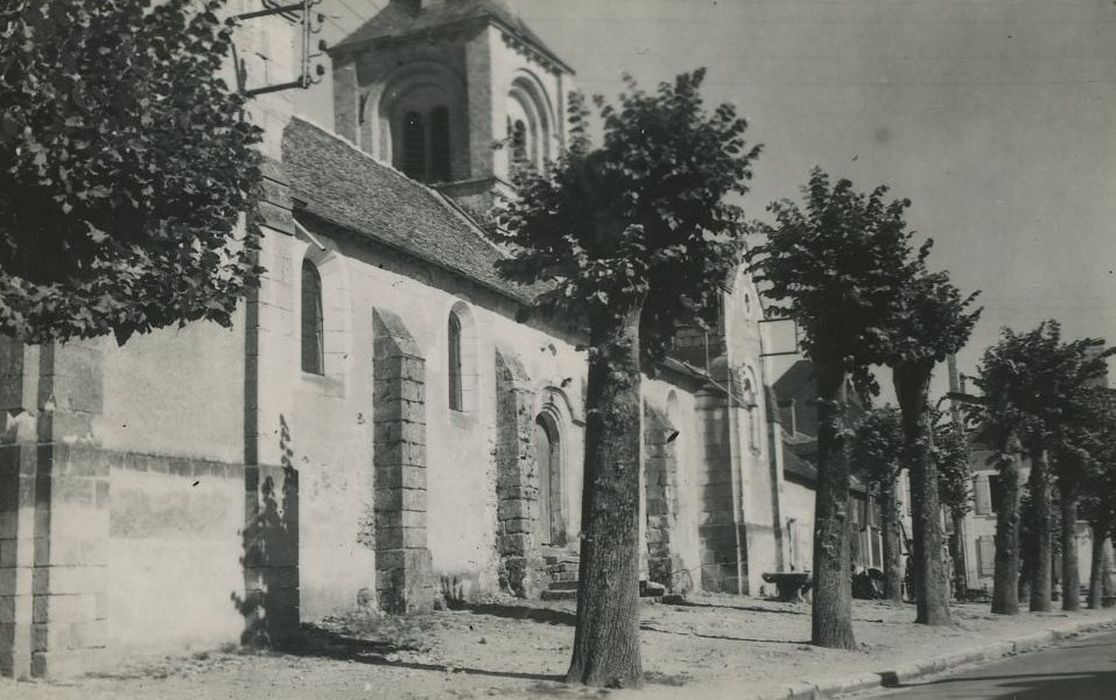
[[5, 595, 1115, 699]]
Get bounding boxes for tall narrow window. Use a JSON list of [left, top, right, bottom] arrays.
[[301, 260, 324, 375], [429, 106, 451, 182], [447, 312, 463, 411], [511, 119, 528, 167], [402, 110, 426, 181]]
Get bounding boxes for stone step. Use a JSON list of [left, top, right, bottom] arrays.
[[548, 579, 579, 591]]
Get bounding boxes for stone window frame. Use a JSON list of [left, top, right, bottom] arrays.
[[503, 71, 555, 177], [295, 235, 353, 390], [446, 299, 479, 416], [534, 386, 575, 546]]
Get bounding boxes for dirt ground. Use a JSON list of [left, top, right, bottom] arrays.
[[5, 594, 1116, 700]]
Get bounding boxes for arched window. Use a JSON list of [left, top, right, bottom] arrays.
[[401, 110, 426, 181], [447, 312, 463, 411], [429, 106, 451, 182], [301, 259, 324, 375]]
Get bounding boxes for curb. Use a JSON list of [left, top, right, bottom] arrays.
[[756, 615, 1116, 699]]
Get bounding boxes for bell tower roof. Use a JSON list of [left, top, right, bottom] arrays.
[[331, 0, 573, 74]]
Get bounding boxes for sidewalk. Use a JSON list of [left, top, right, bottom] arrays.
[[4, 595, 1116, 699]]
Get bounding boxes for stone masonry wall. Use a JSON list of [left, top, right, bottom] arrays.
[[493, 348, 540, 597], [644, 404, 685, 593], [372, 309, 431, 613]]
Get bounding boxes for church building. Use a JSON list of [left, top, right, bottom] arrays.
[[0, 0, 786, 679]]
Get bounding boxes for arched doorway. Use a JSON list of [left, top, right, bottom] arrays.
[[532, 412, 565, 546]]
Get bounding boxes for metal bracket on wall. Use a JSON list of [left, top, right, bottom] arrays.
[[237, 0, 328, 98]]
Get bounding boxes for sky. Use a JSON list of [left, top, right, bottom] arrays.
[[296, 0, 1116, 400]]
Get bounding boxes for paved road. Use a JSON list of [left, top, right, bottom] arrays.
[[874, 629, 1116, 698]]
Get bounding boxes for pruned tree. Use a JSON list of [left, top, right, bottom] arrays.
[[885, 270, 980, 625], [851, 407, 905, 602], [972, 322, 1111, 614], [934, 412, 973, 599], [1052, 373, 1113, 610], [1081, 403, 1116, 609], [0, 0, 262, 345], [748, 169, 922, 649], [496, 70, 761, 688]]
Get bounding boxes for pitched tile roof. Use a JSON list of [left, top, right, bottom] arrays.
[[282, 116, 541, 303], [331, 0, 572, 73]]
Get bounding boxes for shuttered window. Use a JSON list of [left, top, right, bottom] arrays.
[[974, 474, 992, 515], [977, 536, 995, 577]]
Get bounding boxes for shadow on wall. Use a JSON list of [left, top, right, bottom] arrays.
[[232, 415, 300, 647]]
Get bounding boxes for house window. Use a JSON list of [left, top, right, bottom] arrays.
[[301, 259, 324, 375], [398, 107, 452, 184], [977, 536, 995, 577], [448, 312, 463, 411]]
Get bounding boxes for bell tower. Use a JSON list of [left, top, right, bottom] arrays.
[[329, 0, 574, 219]]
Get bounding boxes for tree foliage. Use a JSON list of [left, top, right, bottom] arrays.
[[747, 168, 925, 393], [851, 407, 904, 487], [0, 0, 263, 344], [886, 270, 981, 370], [496, 70, 762, 360], [933, 415, 972, 515], [973, 322, 1112, 453]]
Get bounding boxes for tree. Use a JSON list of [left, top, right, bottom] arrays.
[[1081, 405, 1116, 609], [885, 271, 980, 625], [1054, 379, 1115, 610], [496, 70, 761, 688], [934, 412, 973, 599], [748, 169, 922, 649], [851, 408, 905, 602], [0, 0, 262, 345], [972, 322, 1110, 614]]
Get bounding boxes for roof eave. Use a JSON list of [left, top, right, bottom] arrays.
[[329, 14, 575, 75]]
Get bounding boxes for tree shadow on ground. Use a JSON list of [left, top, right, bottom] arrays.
[[457, 601, 577, 626], [669, 600, 811, 616], [280, 625, 565, 683], [639, 623, 809, 645]]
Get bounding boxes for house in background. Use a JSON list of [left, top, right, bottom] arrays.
[[771, 360, 895, 576]]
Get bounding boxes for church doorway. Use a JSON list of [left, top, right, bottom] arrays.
[[532, 412, 565, 546]]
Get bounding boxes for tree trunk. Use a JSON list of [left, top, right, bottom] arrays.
[[567, 306, 644, 688], [810, 359, 857, 650], [893, 362, 951, 626], [950, 508, 969, 599], [1061, 481, 1080, 611], [881, 477, 903, 603], [1087, 522, 1108, 609], [991, 450, 1022, 615], [1028, 448, 1053, 612]]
